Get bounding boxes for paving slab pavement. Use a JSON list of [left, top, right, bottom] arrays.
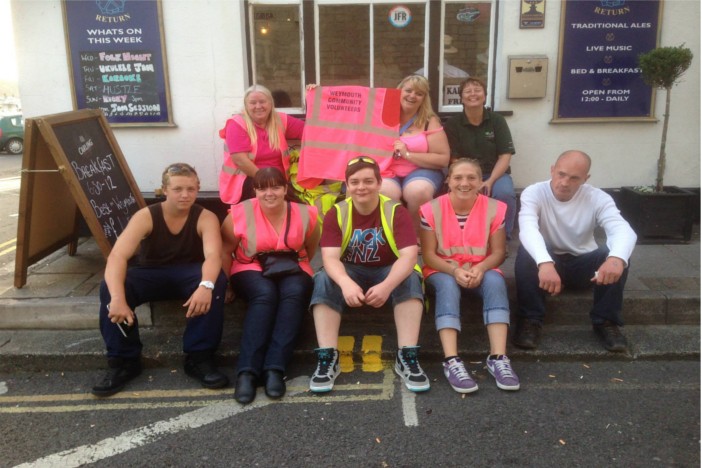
[[0, 227, 698, 370]]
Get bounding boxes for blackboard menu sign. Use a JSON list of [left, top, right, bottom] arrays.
[[62, 0, 174, 126], [553, 0, 662, 122], [14, 109, 146, 287], [52, 117, 141, 245]]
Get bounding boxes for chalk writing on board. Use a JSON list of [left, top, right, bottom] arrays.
[[63, 0, 173, 125], [79, 50, 161, 119], [52, 118, 141, 245]]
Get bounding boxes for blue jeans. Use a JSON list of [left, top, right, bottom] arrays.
[[514, 245, 628, 326], [310, 264, 424, 313], [485, 173, 516, 238], [99, 264, 227, 359], [231, 270, 313, 377], [426, 270, 510, 331]]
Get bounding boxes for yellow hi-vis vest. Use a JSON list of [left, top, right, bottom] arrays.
[[335, 194, 422, 275]]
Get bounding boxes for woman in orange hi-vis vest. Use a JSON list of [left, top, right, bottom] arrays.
[[219, 85, 305, 205], [221, 168, 320, 405], [380, 75, 450, 236], [419, 158, 520, 395]]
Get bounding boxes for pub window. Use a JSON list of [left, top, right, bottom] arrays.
[[441, 1, 495, 111], [246, 0, 497, 113], [248, 2, 304, 110], [315, 1, 428, 88]]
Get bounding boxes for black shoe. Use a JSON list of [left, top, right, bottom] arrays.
[[92, 358, 142, 397], [512, 320, 542, 349], [234, 372, 257, 404], [264, 370, 286, 399], [184, 353, 229, 389], [593, 321, 627, 352]]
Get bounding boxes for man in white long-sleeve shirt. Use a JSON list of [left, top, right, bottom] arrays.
[[513, 150, 637, 352]]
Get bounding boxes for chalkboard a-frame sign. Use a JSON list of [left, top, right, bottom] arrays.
[[14, 109, 146, 288]]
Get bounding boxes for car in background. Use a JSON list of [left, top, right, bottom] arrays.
[[0, 114, 25, 155]]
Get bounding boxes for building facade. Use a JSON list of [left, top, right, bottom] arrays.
[[11, 0, 700, 193]]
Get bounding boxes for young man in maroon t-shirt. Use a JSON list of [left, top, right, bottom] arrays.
[[308, 157, 429, 394]]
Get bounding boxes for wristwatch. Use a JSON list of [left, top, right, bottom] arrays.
[[199, 280, 215, 290]]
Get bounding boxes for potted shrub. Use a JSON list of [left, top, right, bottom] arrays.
[[619, 44, 695, 243]]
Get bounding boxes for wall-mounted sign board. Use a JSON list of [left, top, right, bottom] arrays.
[[15, 109, 145, 288], [62, 0, 174, 126], [552, 0, 662, 122]]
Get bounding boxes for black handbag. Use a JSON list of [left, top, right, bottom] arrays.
[[257, 249, 301, 279], [255, 203, 302, 279]]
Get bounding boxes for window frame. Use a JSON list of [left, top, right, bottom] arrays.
[[245, 0, 499, 115], [439, 0, 498, 113]]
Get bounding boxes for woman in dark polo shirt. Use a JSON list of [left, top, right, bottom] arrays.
[[444, 77, 517, 238]]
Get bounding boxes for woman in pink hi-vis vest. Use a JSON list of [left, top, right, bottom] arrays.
[[219, 85, 305, 204], [221, 168, 320, 405], [380, 75, 450, 236], [419, 159, 520, 395]]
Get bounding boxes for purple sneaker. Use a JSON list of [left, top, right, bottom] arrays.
[[486, 355, 520, 391], [443, 357, 478, 394]]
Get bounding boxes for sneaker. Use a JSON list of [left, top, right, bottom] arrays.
[[309, 347, 340, 393], [593, 321, 627, 352], [443, 357, 478, 394], [512, 320, 542, 349], [91, 358, 142, 397], [395, 346, 430, 392], [486, 355, 520, 391]]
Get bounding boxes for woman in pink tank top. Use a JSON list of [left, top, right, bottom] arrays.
[[380, 75, 450, 236]]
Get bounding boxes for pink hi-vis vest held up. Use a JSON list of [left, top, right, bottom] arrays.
[[419, 193, 506, 278], [229, 199, 318, 276], [219, 113, 290, 205], [297, 86, 400, 188]]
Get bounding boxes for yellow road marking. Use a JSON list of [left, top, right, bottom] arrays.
[[0, 238, 16, 249], [361, 335, 383, 372], [0, 245, 16, 257], [338, 335, 355, 373], [0, 400, 229, 413], [292, 368, 395, 403], [0, 369, 397, 414], [0, 388, 234, 403]]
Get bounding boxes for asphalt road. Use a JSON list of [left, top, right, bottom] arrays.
[[1, 359, 699, 467]]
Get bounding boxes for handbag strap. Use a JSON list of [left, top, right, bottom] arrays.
[[282, 201, 292, 250]]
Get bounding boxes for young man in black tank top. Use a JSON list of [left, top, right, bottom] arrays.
[[92, 163, 229, 397]]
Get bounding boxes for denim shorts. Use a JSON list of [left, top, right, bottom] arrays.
[[310, 263, 424, 313], [385, 168, 445, 193]]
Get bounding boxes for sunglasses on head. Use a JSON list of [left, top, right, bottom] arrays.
[[347, 156, 377, 166]]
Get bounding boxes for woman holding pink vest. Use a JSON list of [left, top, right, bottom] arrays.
[[419, 158, 520, 394], [221, 168, 320, 404], [381, 75, 450, 235], [219, 85, 305, 205]]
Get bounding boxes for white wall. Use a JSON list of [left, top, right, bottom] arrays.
[[12, 0, 248, 191], [499, 0, 700, 189], [12, 0, 700, 192]]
